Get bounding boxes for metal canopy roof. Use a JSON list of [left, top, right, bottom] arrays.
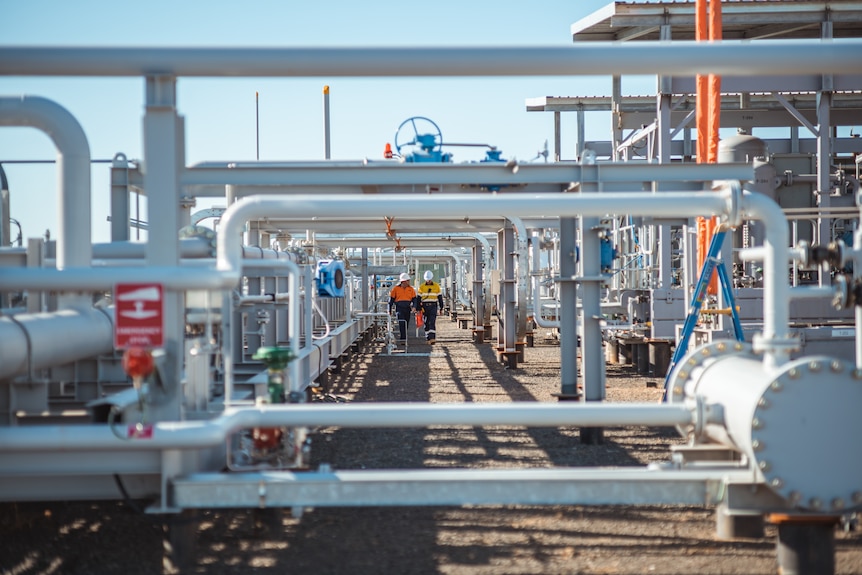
[[571, 1, 862, 42], [525, 93, 862, 128]]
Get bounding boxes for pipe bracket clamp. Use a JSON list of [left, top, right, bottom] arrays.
[[751, 334, 800, 355], [723, 180, 743, 229]]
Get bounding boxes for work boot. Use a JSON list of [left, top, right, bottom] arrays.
[[428, 339, 436, 345]]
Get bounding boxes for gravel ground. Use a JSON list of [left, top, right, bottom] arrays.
[[2, 317, 861, 575]]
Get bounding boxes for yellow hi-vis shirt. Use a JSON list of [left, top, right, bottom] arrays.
[[418, 281, 442, 305]]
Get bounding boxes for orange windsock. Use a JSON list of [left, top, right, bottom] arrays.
[[708, 0, 722, 164], [695, 0, 722, 296]]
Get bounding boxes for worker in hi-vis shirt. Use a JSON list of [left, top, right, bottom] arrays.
[[418, 270, 444, 344], [389, 273, 418, 344]]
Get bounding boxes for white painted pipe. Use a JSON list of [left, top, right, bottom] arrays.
[[247, 188, 791, 371], [217, 193, 731, 276], [0, 266, 235, 291], [183, 161, 752, 189], [0, 402, 697, 452], [738, 246, 805, 263], [0, 308, 113, 380], [0, 96, 90, 269], [787, 286, 836, 301], [216, 193, 731, 308], [1, 41, 856, 77], [673, 349, 862, 510], [741, 191, 791, 369]]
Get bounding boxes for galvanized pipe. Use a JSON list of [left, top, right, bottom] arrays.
[[0, 42, 856, 77], [0, 402, 698, 452], [171, 466, 755, 509]]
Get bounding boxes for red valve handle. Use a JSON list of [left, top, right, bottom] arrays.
[[122, 347, 154, 379]]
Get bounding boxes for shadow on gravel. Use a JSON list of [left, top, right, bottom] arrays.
[[466, 341, 648, 468], [299, 333, 442, 575]]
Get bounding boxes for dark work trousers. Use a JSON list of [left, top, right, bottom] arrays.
[[422, 302, 438, 341], [393, 301, 412, 341]]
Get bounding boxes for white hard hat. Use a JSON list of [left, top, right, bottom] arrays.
[[399, 272, 410, 282], [424, 270, 433, 281]]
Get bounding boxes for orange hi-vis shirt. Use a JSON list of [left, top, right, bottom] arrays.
[[389, 284, 417, 303]]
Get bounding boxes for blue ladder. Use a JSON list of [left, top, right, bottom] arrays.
[[662, 229, 743, 401]]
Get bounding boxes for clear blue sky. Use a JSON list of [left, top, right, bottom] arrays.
[[1, 0, 642, 244]]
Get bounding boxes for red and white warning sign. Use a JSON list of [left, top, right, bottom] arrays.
[[114, 283, 164, 349]]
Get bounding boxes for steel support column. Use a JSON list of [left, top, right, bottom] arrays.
[[579, 156, 606, 444], [559, 217, 579, 398], [143, 75, 184, 420], [498, 223, 517, 368], [657, 36, 675, 291], [612, 76, 623, 161], [472, 242, 485, 343]]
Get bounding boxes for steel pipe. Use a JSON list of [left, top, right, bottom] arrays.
[[217, 193, 733, 275], [182, 161, 754, 187], [0, 265, 235, 291], [0, 307, 114, 380], [0, 402, 698, 452], [172, 467, 755, 509], [670, 343, 862, 512], [0, 42, 857, 77], [741, 190, 791, 369], [0, 96, 90, 269]]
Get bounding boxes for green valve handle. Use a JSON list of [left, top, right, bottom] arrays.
[[252, 347, 295, 403], [252, 347, 295, 371]]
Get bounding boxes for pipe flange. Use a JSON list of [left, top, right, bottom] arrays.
[[666, 340, 754, 405], [723, 181, 743, 229], [752, 356, 862, 512], [667, 340, 753, 439], [751, 333, 800, 356]]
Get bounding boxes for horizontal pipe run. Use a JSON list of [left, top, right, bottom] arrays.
[[0, 251, 297, 292], [787, 286, 836, 301], [87, 238, 214, 259], [218, 192, 733, 274], [0, 403, 697, 452], [171, 467, 755, 509], [0, 266, 236, 291], [0, 41, 857, 77], [182, 162, 754, 187], [738, 246, 805, 263], [0, 307, 114, 380]]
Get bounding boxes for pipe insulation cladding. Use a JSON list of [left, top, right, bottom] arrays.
[[667, 341, 862, 513]]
